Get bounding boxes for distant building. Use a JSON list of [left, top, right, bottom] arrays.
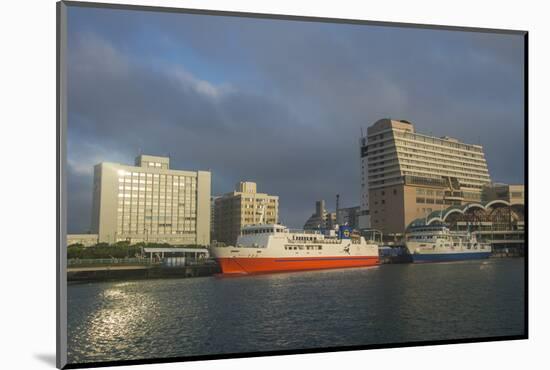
[[91, 154, 211, 245], [303, 200, 336, 230], [336, 206, 360, 229], [359, 118, 492, 235], [214, 181, 279, 245], [483, 183, 524, 204], [67, 234, 98, 247], [210, 195, 221, 242]]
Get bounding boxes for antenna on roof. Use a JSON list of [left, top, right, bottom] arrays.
[[360, 127, 364, 137]]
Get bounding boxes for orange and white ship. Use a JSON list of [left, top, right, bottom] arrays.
[[211, 223, 379, 275]]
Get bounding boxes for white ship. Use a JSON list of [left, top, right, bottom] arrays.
[[211, 224, 379, 275], [405, 224, 492, 263]]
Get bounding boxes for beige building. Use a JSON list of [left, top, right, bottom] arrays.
[[91, 154, 211, 245], [214, 181, 279, 245], [359, 119, 492, 235], [483, 183, 524, 203]]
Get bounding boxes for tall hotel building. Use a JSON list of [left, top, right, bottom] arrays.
[[359, 119, 491, 235], [91, 155, 211, 245], [214, 181, 279, 245]]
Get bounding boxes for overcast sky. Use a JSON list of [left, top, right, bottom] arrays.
[[66, 6, 525, 232]]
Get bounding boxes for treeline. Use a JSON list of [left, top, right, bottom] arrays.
[[67, 241, 205, 259]]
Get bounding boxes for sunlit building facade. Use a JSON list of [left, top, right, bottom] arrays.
[[359, 119, 492, 235], [214, 181, 279, 245], [91, 155, 211, 245]]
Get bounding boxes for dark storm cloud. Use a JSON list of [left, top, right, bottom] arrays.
[[66, 7, 524, 232]]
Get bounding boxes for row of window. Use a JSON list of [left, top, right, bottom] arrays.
[[393, 132, 483, 153], [242, 227, 284, 235], [117, 220, 196, 227], [118, 185, 196, 192], [118, 202, 195, 210], [241, 198, 277, 203], [243, 204, 272, 209], [118, 171, 196, 180], [241, 217, 277, 223], [117, 224, 196, 229], [396, 157, 489, 176], [118, 212, 195, 218], [416, 188, 444, 196], [284, 245, 323, 250], [118, 177, 194, 185], [146, 162, 164, 168], [242, 211, 275, 216], [116, 229, 195, 235], [118, 193, 195, 199], [367, 144, 488, 169], [367, 141, 487, 165], [366, 159, 489, 184], [417, 197, 445, 205]]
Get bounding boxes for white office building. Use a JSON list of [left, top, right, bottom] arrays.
[[91, 154, 211, 245]]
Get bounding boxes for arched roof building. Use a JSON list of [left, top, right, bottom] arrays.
[[407, 200, 525, 236]]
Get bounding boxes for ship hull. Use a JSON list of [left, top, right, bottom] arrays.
[[217, 256, 379, 275], [412, 251, 491, 263]]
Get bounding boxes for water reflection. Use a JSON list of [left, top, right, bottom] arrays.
[[67, 258, 524, 364]]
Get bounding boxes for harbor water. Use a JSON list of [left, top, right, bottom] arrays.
[[67, 258, 525, 364]]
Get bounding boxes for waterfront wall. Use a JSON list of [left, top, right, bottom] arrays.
[[68, 263, 220, 282]]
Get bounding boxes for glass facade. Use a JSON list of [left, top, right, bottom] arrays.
[[116, 170, 197, 238]]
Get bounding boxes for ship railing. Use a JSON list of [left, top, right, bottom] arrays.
[[286, 237, 343, 244], [287, 228, 324, 234]]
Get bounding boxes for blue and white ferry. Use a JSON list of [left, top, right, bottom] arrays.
[[405, 224, 491, 263]]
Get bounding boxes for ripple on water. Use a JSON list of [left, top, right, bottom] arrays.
[[67, 258, 525, 364]]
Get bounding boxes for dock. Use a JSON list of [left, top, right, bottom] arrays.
[[67, 260, 220, 282]]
